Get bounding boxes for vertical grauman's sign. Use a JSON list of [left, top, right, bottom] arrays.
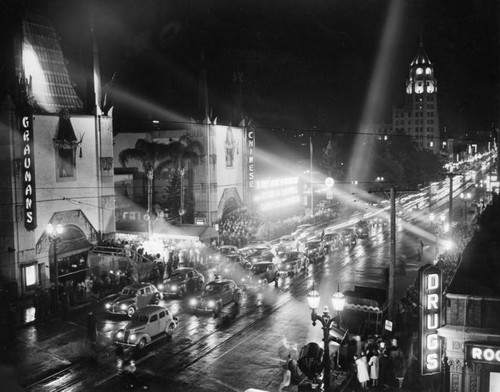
[[21, 115, 37, 231], [248, 130, 255, 188], [419, 264, 442, 375]]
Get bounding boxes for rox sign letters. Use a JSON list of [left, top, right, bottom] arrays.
[[21, 115, 37, 231], [247, 130, 255, 188], [466, 343, 500, 365], [419, 265, 442, 375]]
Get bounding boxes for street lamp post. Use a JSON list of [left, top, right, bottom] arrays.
[[47, 223, 64, 309], [179, 168, 185, 224], [307, 285, 345, 391], [147, 163, 154, 239]]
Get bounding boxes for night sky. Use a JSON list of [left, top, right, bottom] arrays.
[[6, 0, 500, 138]]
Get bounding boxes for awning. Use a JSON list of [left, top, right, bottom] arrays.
[[49, 225, 93, 258]]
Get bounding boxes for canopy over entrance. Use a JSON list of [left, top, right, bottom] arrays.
[[49, 224, 93, 258]]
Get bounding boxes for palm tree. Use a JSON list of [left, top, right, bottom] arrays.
[[155, 135, 204, 223], [118, 135, 204, 229]]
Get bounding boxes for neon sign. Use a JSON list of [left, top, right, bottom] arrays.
[[419, 265, 442, 375], [21, 115, 37, 231], [248, 130, 255, 188], [254, 177, 299, 212], [466, 344, 500, 365]]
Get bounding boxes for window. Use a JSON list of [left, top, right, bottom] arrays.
[[56, 147, 76, 179], [150, 314, 158, 322], [159, 311, 166, 319], [25, 264, 37, 287]]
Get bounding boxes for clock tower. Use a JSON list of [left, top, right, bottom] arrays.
[[393, 41, 440, 153]]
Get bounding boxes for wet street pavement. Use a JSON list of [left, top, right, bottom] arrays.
[[0, 215, 439, 392]]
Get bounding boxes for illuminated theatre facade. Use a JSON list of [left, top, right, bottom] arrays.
[[0, 15, 115, 296], [114, 122, 253, 227]]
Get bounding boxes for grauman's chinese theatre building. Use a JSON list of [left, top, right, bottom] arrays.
[[0, 14, 115, 296], [438, 195, 500, 392]]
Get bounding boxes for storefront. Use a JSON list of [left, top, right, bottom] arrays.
[[437, 198, 500, 392]]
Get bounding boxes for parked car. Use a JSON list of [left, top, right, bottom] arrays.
[[340, 228, 357, 247], [216, 260, 251, 287], [189, 279, 242, 316], [320, 232, 342, 254], [240, 244, 274, 263], [218, 245, 240, 255], [246, 261, 279, 288], [293, 224, 313, 237], [105, 282, 161, 317], [113, 305, 178, 350], [157, 267, 205, 298], [276, 235, 298, 253], [354, 220, 370, 238], [278, 251, 308, 275]]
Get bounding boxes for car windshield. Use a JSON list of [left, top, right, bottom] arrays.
[[324, 234, 335, 241], [306, 242, 319, 249], [170, 273, 186, 281], [253, 264, 269, 274], [121, 288, 136, 295], [205, 284, 222, 293], [220, 247, 233, 254], [131, 314, 149, 322]]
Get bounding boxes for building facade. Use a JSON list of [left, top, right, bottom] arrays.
[[393, 42, 440, 153], [438, 196, 500, 392], [0, 14, 115, 296]]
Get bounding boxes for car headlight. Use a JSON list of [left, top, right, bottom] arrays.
[[116, 331, 124, 339], [171, 285, 177, 291], [120, 304, 127, 310], [207, 300, 215, 308], [189, 298, 197, 306], [157, 284, 164, 291], [258, 279, 262, 284], [129, 334, 137, 341], [105, 303, 111, 309]]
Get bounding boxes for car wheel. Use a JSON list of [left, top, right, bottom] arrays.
[[127, 306, 136, 318], [152, 294, 160, 304], [166, 322, 175, 337], [214, 303, 222, 317], [137, 337, 147, 350], [233, 291, 241, 304]]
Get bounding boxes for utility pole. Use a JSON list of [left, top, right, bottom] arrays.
[[388, 186, 396, 322]]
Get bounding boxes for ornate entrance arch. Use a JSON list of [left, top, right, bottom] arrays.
[[217, 188, 244, 221]]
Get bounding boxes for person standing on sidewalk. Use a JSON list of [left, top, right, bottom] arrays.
[[7, 301, 17, 343], [87, 310, 98, 345]]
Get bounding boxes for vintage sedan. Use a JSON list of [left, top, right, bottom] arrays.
[[340, 228, 357, 247], [277, 251, 308, 275], [157, 267, 205, 298], [304, 239, 322, 259], [320, 232, 342, 253], [240, 244, 274, 263], [276, 235, 298, 253], [245, 261, 279, 288], [113, 305, 178, 350], [189, 279, 242, 316], [105, 282, 161, 318], [218, 245, 240, 255], [354, 220, 370, 238]]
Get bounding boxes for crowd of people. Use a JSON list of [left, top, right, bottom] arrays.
[[216, 212, 259, 248], [278, 333, 419, 391]]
